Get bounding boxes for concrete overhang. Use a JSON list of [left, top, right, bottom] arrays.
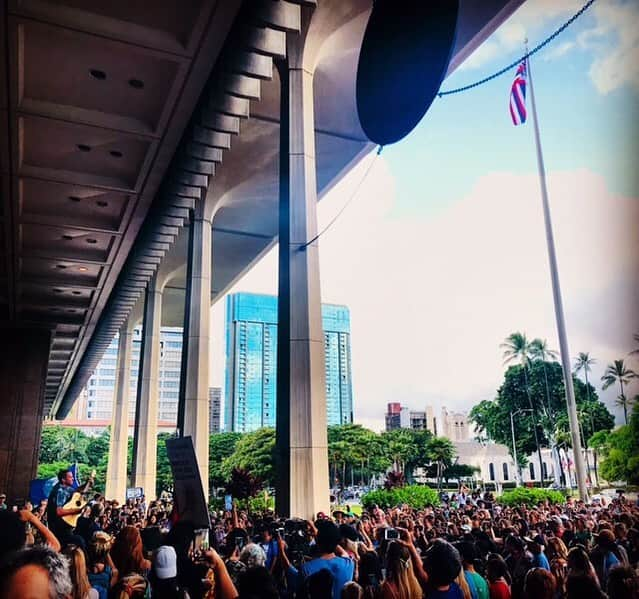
[[23, 0, 525, 419]]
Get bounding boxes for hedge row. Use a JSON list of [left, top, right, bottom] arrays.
[[361, 485, 440, 509], [499, 487, 565, 506]]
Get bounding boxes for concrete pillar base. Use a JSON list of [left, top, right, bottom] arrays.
[[105, 324, 133, 502], [183, 216, 212, 501], [132, 276, 162, 499], [0, 329, 49, 503]]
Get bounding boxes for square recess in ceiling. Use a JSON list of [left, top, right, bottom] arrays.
[[21, 178, 130, 232], [21, 256, 102, 287], [19, 115, 152, 191], [18, 19, 183, 135], [12, 0, 208, 53], [21, 223, 115, 264]]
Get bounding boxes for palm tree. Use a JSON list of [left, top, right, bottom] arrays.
[[630, 333, 639, 357], [530, 338, 558, 415], [574, 352, 598, 482], [601, 359, 637, 424], [614, 394, 636, 423], [530, 338, 559, 362], [501, 332, 533, 368], [501, 333, 544, 478], [574, 353, 596, 399], [425, 437, 455, 491]]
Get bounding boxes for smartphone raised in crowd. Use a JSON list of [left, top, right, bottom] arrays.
[[193, 529, 210, 558], [385, 528, 400, 540]]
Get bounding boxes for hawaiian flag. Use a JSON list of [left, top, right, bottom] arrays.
[[510, 62, 527, 125]]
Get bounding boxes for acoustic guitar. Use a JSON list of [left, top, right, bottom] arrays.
[[61, 469, 96, 528]]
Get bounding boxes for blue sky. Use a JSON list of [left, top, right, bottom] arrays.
[[383, 0, 638, 217], [214, 0, 639, 431]]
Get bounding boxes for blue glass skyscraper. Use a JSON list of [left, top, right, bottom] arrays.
[[225, 292, 353, 432]]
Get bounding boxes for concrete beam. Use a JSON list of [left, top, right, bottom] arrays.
[[222, 74, 261, 100], [253, 1, 301, 32], [231, 52, 273, 80]]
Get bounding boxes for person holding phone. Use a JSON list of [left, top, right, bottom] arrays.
[[279, 520, 355, 598]]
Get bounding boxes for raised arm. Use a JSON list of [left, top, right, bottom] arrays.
[[19, 509, 61, 552], [205, 549, 239, 599], [398, 528, 428, 589]]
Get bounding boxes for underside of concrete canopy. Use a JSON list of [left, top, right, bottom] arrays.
[[0, 0, 525, 423]]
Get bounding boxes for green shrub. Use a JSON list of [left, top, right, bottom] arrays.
[[361, 485, 439, 509], [499, 487, 565, 506]]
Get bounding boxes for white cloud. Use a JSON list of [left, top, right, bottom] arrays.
[[457, 40, 502, 72], [585, 2, 639, 94], [542, 40, 576, 60], [458, 0, 639, 94], [211, 158, 639, 432], [457, 0, 580, 71]]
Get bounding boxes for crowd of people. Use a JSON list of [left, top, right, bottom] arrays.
[[1, 469, 638, 599]]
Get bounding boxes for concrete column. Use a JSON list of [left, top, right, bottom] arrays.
[[105, 322, 133, 502], [275, 44, 330, 518], [132, 276, 162, 498], [0, 329, 49, 502], [182, 215, 211, 500]]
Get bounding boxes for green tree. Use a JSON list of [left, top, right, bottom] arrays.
[[221, 428, 275, 486], [425, 437, 456, 490], [86, 429, 111, 468], [209, 432, 242, 490], [501, 333, 544, 474], [501, 332, 533, 369], [574, 352, 599, 479], [39, 426, 89, 464], [155, 433, 177, 497], [328, 440, 350, 491], [470, 362, 614, 475], [596, 404, 639, 484], [601, 359, 636, 423], [328, 424, 379, 486], [530, 338, 558, 416], [380, 429, 415, 474], [37, 461, 72, 480], [443, 463, 479, 484]]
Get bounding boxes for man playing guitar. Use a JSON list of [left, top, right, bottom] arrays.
[[46, 468, 94, 549]]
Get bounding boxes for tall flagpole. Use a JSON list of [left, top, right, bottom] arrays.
[[526, 50, 589, 501]]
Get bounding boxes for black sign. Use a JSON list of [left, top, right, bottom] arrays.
[[165, 437, 210, 529]]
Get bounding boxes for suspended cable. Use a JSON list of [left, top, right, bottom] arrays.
[[438, 0, 596, 97], [300, 145, 383, 250]]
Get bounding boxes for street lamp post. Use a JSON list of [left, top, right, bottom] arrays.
[[510, 408, 532, 486]]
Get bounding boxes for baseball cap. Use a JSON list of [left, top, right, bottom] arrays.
[[153, 545, 178, 579]]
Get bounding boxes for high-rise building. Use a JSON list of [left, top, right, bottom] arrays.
[[80, 326, 183, 424], [385, 402, 402, 430], [225, 292, 353, 432], [209, 387, 222, 434], [384, 403, 466, 440]]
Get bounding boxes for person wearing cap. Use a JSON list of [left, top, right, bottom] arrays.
[[526, 536, 550, 571], [0, 493, 7, 511], [150, 545, 187, 598]]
